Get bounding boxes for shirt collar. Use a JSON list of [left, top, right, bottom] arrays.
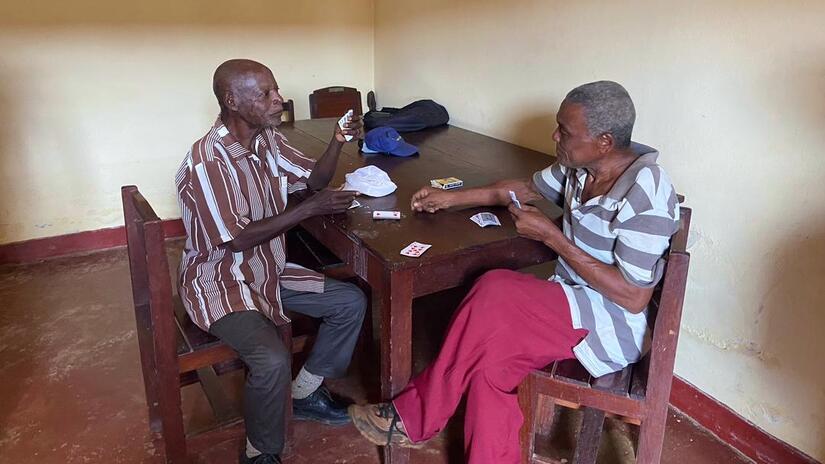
[[214, 117, 269, 161], [605, 142, 659, 201], [573, 142, 660, 203]]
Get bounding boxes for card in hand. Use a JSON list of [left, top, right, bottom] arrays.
[[508, 190, 522, 209], [400, 241, 432, 258], [338, 109, 354, 142]]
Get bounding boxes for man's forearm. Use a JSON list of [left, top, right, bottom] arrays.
[[307, 138, 344, 190], [447, 179, 536, 208], [445, 186, 504, 208], [226, 205, 309, 252], [547, 234, 653, 313]]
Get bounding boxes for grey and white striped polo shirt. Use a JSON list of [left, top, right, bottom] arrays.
[[532, 142, 679, 377]]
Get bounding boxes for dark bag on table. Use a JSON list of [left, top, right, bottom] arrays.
[[363, 99, 449, 132]]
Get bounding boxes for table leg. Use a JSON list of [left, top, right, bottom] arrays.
[[374, 269, 413, 464]]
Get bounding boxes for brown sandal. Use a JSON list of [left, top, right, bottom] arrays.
[[348, 402, 423, 448]]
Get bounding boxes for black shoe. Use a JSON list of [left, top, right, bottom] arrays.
[[293, 385, 351, 426], [240, 453, 281, 464]]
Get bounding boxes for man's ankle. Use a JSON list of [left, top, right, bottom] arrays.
[[292, 366, 323, 400]]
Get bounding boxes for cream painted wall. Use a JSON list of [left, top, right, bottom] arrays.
[[374, 0, 825, 459], [1, 0, 823, 458], [0, 0, 374, 243]]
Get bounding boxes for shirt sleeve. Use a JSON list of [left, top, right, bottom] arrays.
[[532, 162, 567, 207], [269, 129, 317, 193], [611, 167, 680, 288], [191, 154, 250, 248]]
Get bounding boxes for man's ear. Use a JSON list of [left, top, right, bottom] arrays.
[[598, 133, 615, 154], [224, 92, 239, 112]]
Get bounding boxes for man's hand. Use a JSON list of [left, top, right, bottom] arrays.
[[334, 114, 364, 143], [411, 186, 454, 213], [508, 204, 563, 245], [301, 188, 358, 216]]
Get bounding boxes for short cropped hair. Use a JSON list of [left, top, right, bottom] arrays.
[[564, 81, 636, 148]]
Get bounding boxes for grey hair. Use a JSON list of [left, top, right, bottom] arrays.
[[564, 81, 636, 148]]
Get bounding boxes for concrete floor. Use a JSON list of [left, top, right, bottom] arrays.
[[0, 244, 753, 464]]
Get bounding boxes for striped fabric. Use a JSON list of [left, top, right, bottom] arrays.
[[175, 118, 325, 330], [532, 142, 679, 377]]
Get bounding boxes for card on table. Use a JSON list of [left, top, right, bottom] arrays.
[[400, 241, 432, 258], [470, 212, 501, 227], [348, 199, 361, 209]]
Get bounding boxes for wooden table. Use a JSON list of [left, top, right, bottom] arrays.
[[280, 119, 560, 463]]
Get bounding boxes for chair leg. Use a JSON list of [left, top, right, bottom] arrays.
[[635, 405, 668, 464], [572, 407, 605, 464], [277, 323, 294, 450], [535, 391, 557, 438], [141, 346, 163, 432], [154, 345, 188, 463], [518, 375, 537, 464], [134, 308, 163, 432]]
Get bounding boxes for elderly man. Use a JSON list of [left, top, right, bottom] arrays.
[[176, 59, 366, 464], [349, 81, 680, 463]]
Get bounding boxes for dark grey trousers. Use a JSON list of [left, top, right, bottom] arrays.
[[209, 278, 366, 455]]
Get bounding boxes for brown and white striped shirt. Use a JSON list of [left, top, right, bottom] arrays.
[[175, 118, 325, 330]]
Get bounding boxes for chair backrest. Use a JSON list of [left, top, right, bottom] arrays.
[[281, 99, 295, 123], [642, 205, 691, 393], [121, 185, 178, 388], [309, 86, 363, 119]]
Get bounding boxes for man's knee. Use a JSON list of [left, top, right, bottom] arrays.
[[477, 269, 520, 286], [330, 282, 367, 323], [461, 269, 525, 318], [472, 269, 522, 297], [248, 344, 291, 381]]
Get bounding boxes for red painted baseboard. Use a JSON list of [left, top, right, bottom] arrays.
[[670, 376, 819, 464], [0, 219, 185, 265], [0, 224, 819, 464]]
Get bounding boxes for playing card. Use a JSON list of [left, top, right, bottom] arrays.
[[348, 199, 361, 209], [509, 190, 522, 209], [338, 109, 354, 142], [400, 241, 432, 258], [470, 212, 501, 227]]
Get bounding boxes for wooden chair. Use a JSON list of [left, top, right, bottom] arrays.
[[309, 86, 363, 119], [122, 186, 318, 463], [281, 99, 295, 123], [518, 205, 692, 464]]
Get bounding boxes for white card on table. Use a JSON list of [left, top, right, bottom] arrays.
[[373, 210, 401, 220], [508, 190, 522, 209], [338, 109, 354, 142], [400, 241, 432, 258], [348, 199, 361, 209], [470, 212, 501, 227]]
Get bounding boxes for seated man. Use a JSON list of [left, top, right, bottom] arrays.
[[176, 59, 366, 464], [349, 81, 680, 463]]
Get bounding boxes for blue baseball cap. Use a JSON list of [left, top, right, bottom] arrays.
[[361, 127, 418, 157]]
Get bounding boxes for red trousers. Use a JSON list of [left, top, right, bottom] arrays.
[[393, 269, 588, 464]]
